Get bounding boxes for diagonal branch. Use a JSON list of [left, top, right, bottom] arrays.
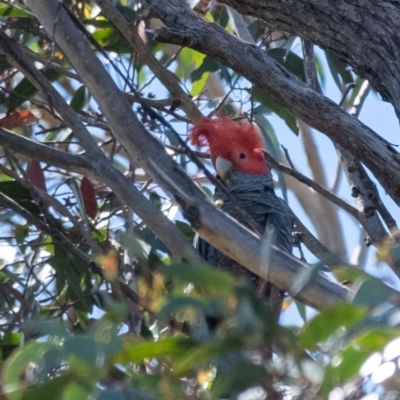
[[263, 150, 360, 220], [95, 0, 203, 122], [220, 0, 400, 120], [299, 39, 396, 273], [21, 0, 355, 311], [146, 0, 400, 204], [0, 127, 94, 175], [0, 32, 202, 265]]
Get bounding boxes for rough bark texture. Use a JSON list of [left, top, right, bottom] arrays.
[[145, 0, 400, 205], [221, 0, 400, 119], [23, 0, 351, 310]]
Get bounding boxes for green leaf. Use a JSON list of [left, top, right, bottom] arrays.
[[15, 223, 29, 245], [21, 374, 74, 400], [294, 299, 307, 323], [299, 303, 366, 349], [201, 186, 213, 197], [0, 180, 40, 215], [133, 227, 169, 254], [84, 19, 114, 28], [64, 336, 97, 363], [267, 48, 305, 79], [92, 27, 117, 42], [114, 337, 196, 363], [3, 342, 52, 400], [70, 85, 86, 112], [23, 318, 68, 338], [325, 52, 353, 90], [291, 261, 328, 296], [120, 233, 147, 260], [62, 380, 95, 400], [103, 40, 132, 54], [334, 346, 371, 381], [0, 333, 21, 362], [174, 336, 244, 374], [115, 5, 137, 22], [149, 191, 162, 209], [0, 3, 31, 17], [318, 365, 337, 397], [252, 88, 298, 134], [98, 388, 154, 400], [178, 48, 208, 96], [159, 263, 235, 295], [191, 56, 220, 82], [175, 220, 195, 242], [48, 246, 90, 310], [159, 296, 226, 319], [254, 113, 288, 202], [5, 69, 59, 112], [351, 328, 400, 351], [353, 279, 389, 307], [211, 362, 266, 400]]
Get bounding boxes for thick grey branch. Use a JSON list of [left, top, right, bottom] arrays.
[[221, 0, 400, 120], [24, 0, 354, 310], [0, 31, 201, 264], [146, 0, 400, 204], [0, 127, 94, 176]]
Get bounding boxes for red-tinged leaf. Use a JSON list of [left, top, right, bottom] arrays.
[[26, 160, 46, 192], [80, 177, 97, 218], [0, 110, 37, 130]]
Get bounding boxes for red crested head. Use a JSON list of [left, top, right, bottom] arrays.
[[189, 117, 269, 175]]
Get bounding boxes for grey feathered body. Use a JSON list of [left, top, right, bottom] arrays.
[[196, 171, 293, 308]]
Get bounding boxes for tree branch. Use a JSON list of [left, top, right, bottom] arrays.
[[146, 0, 400, 204], [263, 150, 360, 220], [0, 31, 202, 265], [221, 0, 400, 120], [298, 38, 397, 274], [0, 127, 94, 176], [95, 0, 203, 122], [22, 0, 354, 310]]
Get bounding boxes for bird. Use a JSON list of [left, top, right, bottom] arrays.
[[190, 117, 293, 322]]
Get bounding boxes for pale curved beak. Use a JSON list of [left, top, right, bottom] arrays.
[[215, 156, 232, 182]]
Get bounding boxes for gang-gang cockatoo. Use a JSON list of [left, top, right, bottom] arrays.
[[190, 117, 293, 320]]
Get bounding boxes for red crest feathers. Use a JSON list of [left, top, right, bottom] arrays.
[[189, 117, 268, 175], [190, 117, 265, 151]]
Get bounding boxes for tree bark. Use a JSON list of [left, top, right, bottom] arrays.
[[221, 0, 400, 120], [22, 0, 352, 311], [146, 0, 400, 206]]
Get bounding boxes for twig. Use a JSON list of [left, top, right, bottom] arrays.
[[24, 0, 358, 311], [339, 83, 357, 108], [95, 0, 203, 122], [0, 32, 202, 264], [263, 150, 360, 220], [281, 145, 295, 170], [300, 41, 346, 255], [164, 144, 210, 159], [301, 39, 322, 94], [349, 81, 397, 232], [293, 214, 358, 269], [147, 0, 400, 205], [69, 10, 265, 236], [0, 163, 103, 255]]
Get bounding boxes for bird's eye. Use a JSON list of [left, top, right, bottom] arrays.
[[239, 153, 246, 159]]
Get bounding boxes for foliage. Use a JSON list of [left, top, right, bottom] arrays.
[[0, 1, 399, 399]]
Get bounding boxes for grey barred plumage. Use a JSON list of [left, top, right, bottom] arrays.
[[190, 117, 293, 319], [196, 171, 293, 312]]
